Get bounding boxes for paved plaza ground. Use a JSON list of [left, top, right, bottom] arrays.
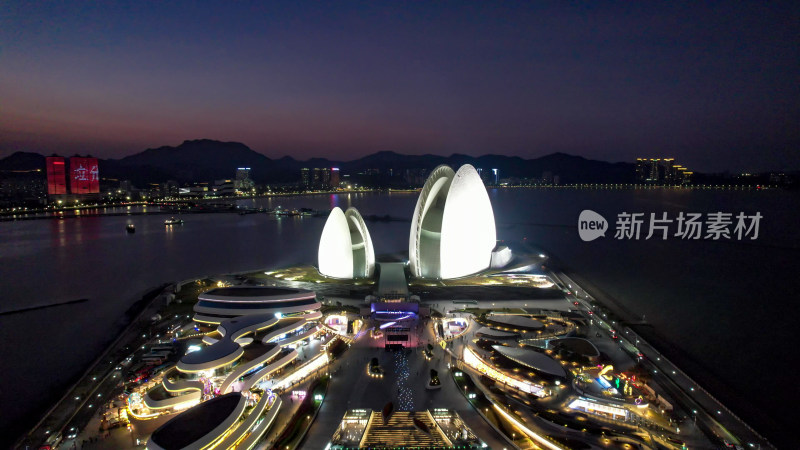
[[302, 316, 510, 449]]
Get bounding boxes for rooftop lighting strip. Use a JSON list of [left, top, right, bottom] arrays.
[[491, 404, 565, 450], [198, 294, 318, 303], [464, 347, 543, 394]]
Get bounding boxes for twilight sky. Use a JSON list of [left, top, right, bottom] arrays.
[[1, 1, 798, 172]]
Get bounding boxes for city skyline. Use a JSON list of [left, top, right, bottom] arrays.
[[1, 2, 799, 172]]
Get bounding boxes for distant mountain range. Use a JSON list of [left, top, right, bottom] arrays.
[[0, 139, 636, 185]]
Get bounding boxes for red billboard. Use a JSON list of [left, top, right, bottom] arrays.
[[45, 156, 67, 195], [69, 157, 100, 194]]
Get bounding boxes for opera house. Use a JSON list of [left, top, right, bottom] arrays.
[[318, 207, 375, 279], [409, 164, 497, 279], [316, 164, 501, 281]]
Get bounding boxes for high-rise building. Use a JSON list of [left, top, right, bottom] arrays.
[[635, 159, 648, 181], [330, 168, 340, 188], [301, 168, 310, 187], [634, 158, 662, 183], [45, 156, 67, 195], [648, 159, 659, 181], [69, 157, 100, 194], [491, 168, 499, 185], [636, 158, 691, 184], [661, 158, 675, 184], [313, 168, 331, 188], [163, 180, 179, 196], [235, 167, 254, 193]]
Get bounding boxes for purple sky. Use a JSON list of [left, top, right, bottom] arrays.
[[1, 2, 798, 172]]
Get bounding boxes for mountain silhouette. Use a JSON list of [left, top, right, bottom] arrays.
[[1, 139, 636, 185]]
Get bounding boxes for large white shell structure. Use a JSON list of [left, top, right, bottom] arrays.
[[409, 164, 496, 279], [318, 207, 375, 279]]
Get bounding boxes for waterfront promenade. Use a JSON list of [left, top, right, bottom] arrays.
[[553, 271, 774, 449]]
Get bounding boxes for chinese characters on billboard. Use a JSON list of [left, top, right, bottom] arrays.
[[45, 156, 68, 195], [69, 157, 100, 194]]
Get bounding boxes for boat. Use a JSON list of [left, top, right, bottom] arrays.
[[164, 217, 184, 225], [126, 224, 136, 233]]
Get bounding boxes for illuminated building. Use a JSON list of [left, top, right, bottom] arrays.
[[568, 398, 629, 421], [409, 164, 496, 279], [307, 167, 339, 188], [147, 390, 282, 450], [45, 156, 67, 195], [143, 310, 323, 444], [636, 158, 692, 185], [147, 393, 247, 450], [491, 345, 567, 378], [234, 167, 254, 193], [318, 207, 375, 279], [463, 346, 546, 397], [213, 179, 235, 196], [313, 167, 331, 188], [635, 158, 648, 181], [193, 286, 321, 324], [270, 351, 329, 392], [68, 157, 100, 194]]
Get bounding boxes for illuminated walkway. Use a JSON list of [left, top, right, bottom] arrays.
[[302, 319, 509, 449]]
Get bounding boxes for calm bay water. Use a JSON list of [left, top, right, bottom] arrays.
[[1, 188, 798, 446]]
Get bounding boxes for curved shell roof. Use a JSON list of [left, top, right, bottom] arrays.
[[318, 206, 375, 279], [475, 326, 519, 339], [177, 313, 277, 372], [148, 392, 246, 450], [492, 345, 567, 378], [487, 314, 545, 330], [409, 164, 496, 279], [199, 286, 316, 302]]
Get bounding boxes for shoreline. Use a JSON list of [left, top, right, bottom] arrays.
[[550, 264, 776, 447], [0, 189, 388, 222], [2, 184, 782, 222], [10, 264, 278, 448], [13, 283, 170, 449]]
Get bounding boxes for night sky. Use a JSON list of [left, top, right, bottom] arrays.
[[1, 1, 798, 172]]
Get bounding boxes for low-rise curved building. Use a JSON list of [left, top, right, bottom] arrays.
[[318, 207, 375, 279], [409, 164, 496, 279], [193, 286, 320, 324], [492, 345, 567, 378], [147, 392, 247, 450]]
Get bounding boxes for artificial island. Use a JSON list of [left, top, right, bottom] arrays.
[[23, 164, 772, 450]]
